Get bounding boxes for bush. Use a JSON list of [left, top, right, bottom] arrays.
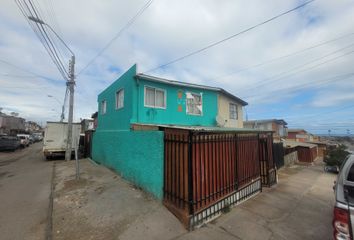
[[324, 144, 350, 167]]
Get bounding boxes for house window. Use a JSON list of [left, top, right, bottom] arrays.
[[186, 92, 202, 115], [101, 100, 106, 114], [229, 103, 238, 120], [116, 89, 124, 109], [144, 86, 166, 108]]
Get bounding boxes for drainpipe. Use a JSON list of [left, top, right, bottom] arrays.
[[136, 78, 140, 123]]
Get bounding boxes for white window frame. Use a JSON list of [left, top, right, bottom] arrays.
[[144, 86, 167, 109], [229, 103, 238, 120], [115, 88, 124, 110], [101, 100, 107, 115], [186, 92, 203, 116]]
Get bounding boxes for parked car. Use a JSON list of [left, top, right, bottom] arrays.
[[325, 165, 339, 174], [0, 135, 20, 151], [28, 135, 35, 144], [17, 134, 30, 147], [333, 154, 354, 240]]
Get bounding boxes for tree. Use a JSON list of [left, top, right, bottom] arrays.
[[324, 144, 350, 167]]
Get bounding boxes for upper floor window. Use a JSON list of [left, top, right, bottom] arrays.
[[186, 92, 202, 115], [101, 100, 107, 114], [144, 86, 166, 109], [229, 103, 238, 120], [116, 89, 124, 109]]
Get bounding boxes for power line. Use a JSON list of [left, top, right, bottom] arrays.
[[0, 58, 56, 81], [77, 0, 154, 76], [144, 0, 315, 73], [208, 31, 354, 82], [244, 72, 354, 102], [16, 0, 70, 81], [240, 42, 354, 96]]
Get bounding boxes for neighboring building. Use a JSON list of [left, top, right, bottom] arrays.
[[91, 112, 98, 130], [284, 141, 318, 163], [80, 119, 94, 133], [25, 121, 42, 133], [0, 113, 25, 135], [244, 119, 288, 140], [287, 129, 309, 142]]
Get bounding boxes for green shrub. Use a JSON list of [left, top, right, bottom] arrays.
[[324, 144, 350, 167]]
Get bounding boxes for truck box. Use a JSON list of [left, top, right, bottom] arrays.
[[43, 121, 81, 158]]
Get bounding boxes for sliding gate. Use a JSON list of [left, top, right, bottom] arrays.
[[163, 129, 276, 229]]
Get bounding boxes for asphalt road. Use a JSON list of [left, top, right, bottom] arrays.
[[0, 143, 53, 240]]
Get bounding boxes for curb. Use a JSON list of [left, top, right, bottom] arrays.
[[46, 161, 56, 240]]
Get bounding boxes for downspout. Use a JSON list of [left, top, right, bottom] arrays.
[[136, 77, 140, 123]]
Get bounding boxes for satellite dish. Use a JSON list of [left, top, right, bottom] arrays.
[[216, 115, 226, 127]]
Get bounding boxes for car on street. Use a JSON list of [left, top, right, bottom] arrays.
[[17, 134, 30, 148], [333, 154, 354, 240], [0, 135, 20, 151]]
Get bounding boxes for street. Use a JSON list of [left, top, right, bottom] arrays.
[[0, 144, 337, 240], [0, 143, 53, 240]]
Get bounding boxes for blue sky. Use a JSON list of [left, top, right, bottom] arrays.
[[0, 0, 353, 135]]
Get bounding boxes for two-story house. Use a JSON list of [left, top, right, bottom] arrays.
[[92, 64, 248, 199]]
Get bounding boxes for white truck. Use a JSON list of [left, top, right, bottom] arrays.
[[43, 121, 81, 159]]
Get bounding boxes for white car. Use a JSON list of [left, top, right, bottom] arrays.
[[333, 154, 354, 240], [17, 134, 30, 147]]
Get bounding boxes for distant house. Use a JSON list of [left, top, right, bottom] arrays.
[[287, 129, 309, 142], [244, 119, 288, 141], [0, 113, 25, 135]]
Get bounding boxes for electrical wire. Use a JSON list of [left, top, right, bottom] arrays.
[[241, 47, 354, 99], [16, 0, 70, 81], [77, 0, 154, 76], [208, 31, 354, 82], [144, 0, 315, 73]]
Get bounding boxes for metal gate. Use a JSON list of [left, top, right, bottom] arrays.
[[163, 128, 275, 229]]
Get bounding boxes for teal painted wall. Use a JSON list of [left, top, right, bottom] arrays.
[[97, 65, 137, 131], [133, 78, 218, 127], [92, 130, 164, 199]]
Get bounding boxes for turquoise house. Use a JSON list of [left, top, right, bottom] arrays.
[[92, 64, 247, 199]]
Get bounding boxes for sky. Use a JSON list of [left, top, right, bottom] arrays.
[[0, 0, 354, 135]]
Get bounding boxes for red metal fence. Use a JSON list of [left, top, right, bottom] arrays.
[[163, 129, 275, 228]]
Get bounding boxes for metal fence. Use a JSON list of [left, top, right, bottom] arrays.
[[163, 129, 275, 229], [273, 142, 285, 169]]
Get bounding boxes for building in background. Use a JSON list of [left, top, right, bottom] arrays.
[[287, 129, 309, 142], [244, 119, 288, 141], [0, 113, 25, 135]]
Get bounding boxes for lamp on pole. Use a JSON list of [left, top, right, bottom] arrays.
[[29, 16, 75, 162], [48, 95, 65, 122]]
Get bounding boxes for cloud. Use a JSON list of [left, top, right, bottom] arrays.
[[0, 0, 354, 133]]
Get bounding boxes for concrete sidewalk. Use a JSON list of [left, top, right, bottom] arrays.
[[52, 159, 336, 240]]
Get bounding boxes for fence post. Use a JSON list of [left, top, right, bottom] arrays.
[[188, 131, 194, 217], [257, 133, 263, 192], [234, 133, 238, 191]]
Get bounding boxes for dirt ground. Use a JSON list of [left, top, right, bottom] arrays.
[[53, 158, 336, 240]]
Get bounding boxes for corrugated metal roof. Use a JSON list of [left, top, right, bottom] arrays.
[[136, 73, 248, 106], [244, 119, 288, 125], [284, 140, 317, 148]]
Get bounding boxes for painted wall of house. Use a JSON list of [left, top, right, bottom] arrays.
[[133, 78, 218, 127], [92, 130, 164, 199], [217, 94, 243, 128], [97, 65, 137, 131]]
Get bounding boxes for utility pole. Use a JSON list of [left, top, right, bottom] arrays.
[[65, 56, 75, 161]]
